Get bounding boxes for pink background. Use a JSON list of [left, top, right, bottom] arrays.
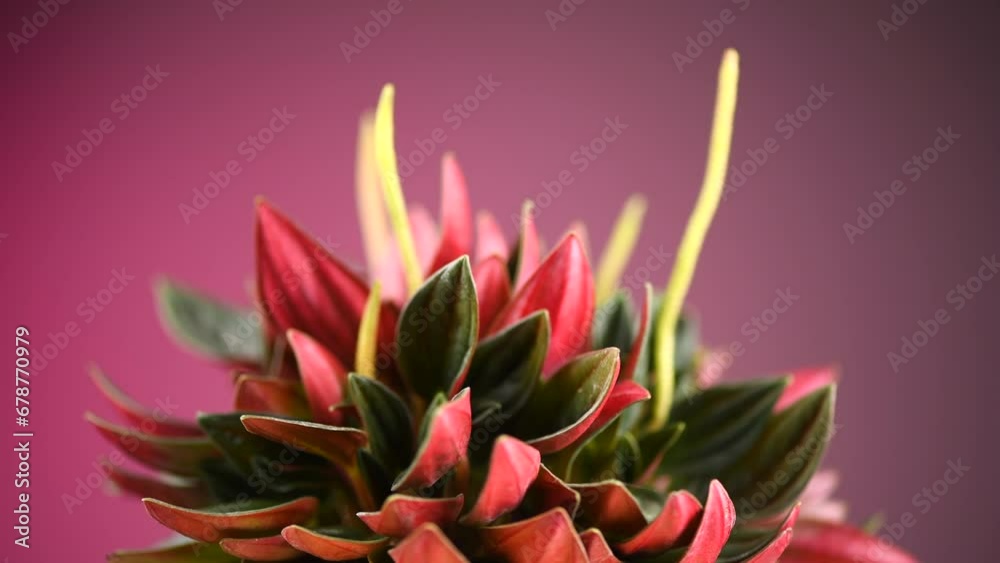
[[2, 1, 996, 560]]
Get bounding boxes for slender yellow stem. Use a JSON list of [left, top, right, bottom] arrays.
[[595, 194, 648, 303], [649, 49, 740, 431], [355, 281, 381, 378], [355, 111, 391, 278], [374, 84, 423, 296]]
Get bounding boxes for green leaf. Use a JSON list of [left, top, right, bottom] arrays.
[[109, 540, 237, 562], [155, 279, 264, 363], [718, 520, 788, 562], [357, 449, 393, 506], [397, 256, 478, 400], [510, 348, 620, 454], [567, 429, 643, 483], [465, 311, 548, 419], [662, 378, 787, 477], [197, 413, 321, 476], [635, 422, 685, 476], [722, 385, 836, 519], [591, 291, 636, 351], [349, 373, 415, 473]]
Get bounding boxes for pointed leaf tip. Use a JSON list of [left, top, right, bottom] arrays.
[[490, 233, 594, 376], [429, 153, 473, 273], [287, 329, 348, 425], [358, 494, 464, 537], [393, 389, 472, 491], [678, 480, 736, 563], [462, 436, 540, 525], [388, 522, 469, 562], [255, 200, 371, 369], [142, 496, 318, 543], [397, 256, 478, 400]]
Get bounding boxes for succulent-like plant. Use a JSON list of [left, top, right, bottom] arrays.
[[89, 50, 917, 562]]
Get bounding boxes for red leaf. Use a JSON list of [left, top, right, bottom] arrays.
[[571, 481, 648, 538], [89, 366, 202, 437], [241, 415, 367, 466], [429, 153, 473, 273], [747, 529, 793, 563], [481, 508, 588, 563], [621, 285, 652, 381], [256, 200, 387, 368], [220, 534, 300, 561], [575, 380, 650, 445], [580, 528, 622, 563], [106, 463, 210, 508], [358, 494, 464, 537], [520, 349, 620, 454], [281, 525, 388, 561], [472, 256, 511, 335], [86, 412, 217, 477], [513, 205, 541, 291], [143, 496, 318, 542], [526, 465, 581, 517], [746, 503, 800, 562], [389, 523, 469, 562], [410, 204, 439, 272], [776, 365, 839, 412], [782, 519, 918, 563], [287, 329, 349, 425], [616, 490, 702, 556], [475, 210, 508, 262], [233, 374, 308, 418], [462, 436, 541, 525], [679, 480, 736, 563], [393, 389, 472, 491], [488, 234, 594, 375]]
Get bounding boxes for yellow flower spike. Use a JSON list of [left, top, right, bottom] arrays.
[[355, 111, 391, 279], [374, 84, 423, 296], [649, 49, 740, 431], [355, 281, 382, 378], [594, 194, 648, 303]]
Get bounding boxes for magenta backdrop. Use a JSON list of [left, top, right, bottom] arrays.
[[2, 1, 995, 560]]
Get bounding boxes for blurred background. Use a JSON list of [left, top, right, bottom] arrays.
[[2, 1, 996, 560]]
